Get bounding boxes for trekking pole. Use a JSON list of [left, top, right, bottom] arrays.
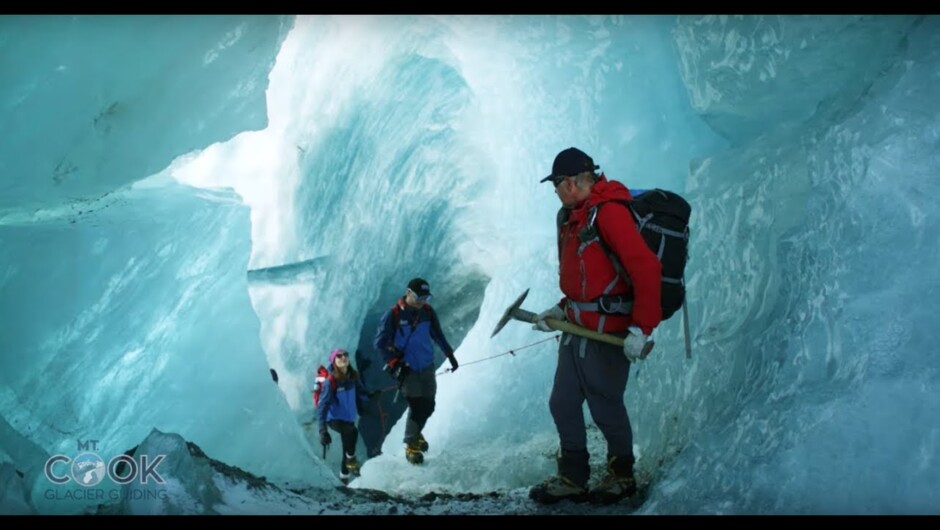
[[681, 299, 692, 359]]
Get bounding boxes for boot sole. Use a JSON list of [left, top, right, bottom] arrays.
[[588, 489, 637, 505], [529, 490, 589, 505], [530, 494, 589, 505]]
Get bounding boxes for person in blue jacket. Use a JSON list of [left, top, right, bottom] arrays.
[[373, 278, 458, 464], [317, 348, 373, 481]]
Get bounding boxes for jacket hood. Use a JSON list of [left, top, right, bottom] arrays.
[[567, 174, 633, 223], [585, 175, 633, 207]]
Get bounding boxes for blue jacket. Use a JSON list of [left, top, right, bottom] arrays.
[[317, 366, 369, 432], [373, 300, 454, 373]]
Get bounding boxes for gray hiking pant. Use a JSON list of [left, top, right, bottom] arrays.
[[401, 364, 437, 444], [549, 333, 634, 485]]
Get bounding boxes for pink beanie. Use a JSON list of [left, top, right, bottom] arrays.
[[329, 348, 348, 365]]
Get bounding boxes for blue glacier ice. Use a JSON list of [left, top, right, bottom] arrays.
[[1, 14, 938, 515], [0, 15, 293, 210]]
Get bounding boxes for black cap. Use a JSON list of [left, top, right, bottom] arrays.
[[539, 147, 600, 183], [407, 278, 432, 297]]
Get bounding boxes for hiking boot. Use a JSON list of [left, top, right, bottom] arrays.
[[344, 454, 360, 476], [529, 475, 589, 504], [416, 433, 429, 453], [589, 473, 636, 504], [405, 445, 424, 465], [589, 455, 637, 504]]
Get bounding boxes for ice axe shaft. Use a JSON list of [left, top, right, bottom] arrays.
[[511, 308, 625, 347], [492, 289, 654, 358]]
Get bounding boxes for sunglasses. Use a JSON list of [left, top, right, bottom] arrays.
[[407, 289, 432, 303], [334, 352, 348, 359], [552, 175, 571, 188]]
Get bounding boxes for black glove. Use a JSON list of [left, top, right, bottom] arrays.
[[447, 355, 459, 373], [385, 355, 408, 381], [319, 430, 331, 446], [369, 390, 381, 401]]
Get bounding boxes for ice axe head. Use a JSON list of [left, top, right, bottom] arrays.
[[491, 288, 529, 338]]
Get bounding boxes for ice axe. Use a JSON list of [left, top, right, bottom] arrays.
[[491, 289, 654, 359]]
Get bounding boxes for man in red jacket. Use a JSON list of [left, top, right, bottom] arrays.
[[529, 147, 662, 505]]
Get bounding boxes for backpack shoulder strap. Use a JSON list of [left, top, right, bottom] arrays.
[[585, 200, 633, 286], [325, 371, 337, 400], [556, 207, 570, 261], [588, 199, 635, 234], [393, 301, 431, 331], [391, 304, 401, 332]]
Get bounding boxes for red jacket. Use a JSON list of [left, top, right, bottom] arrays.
[[557, 175, 662, 336]]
